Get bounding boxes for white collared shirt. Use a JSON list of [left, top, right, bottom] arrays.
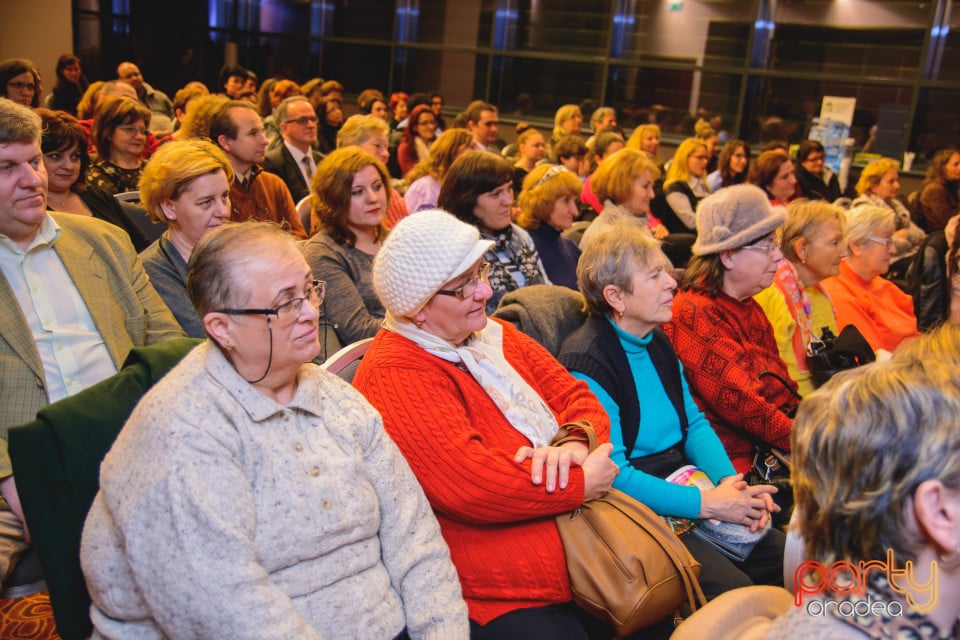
[[0, 214, 117, 402]]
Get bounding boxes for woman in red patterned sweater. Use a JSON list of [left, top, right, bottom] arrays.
[[354, 210, 624, 639], [663, 184, 798, 475]]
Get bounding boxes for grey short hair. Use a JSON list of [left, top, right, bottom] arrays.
[[275, 95, 312, 126], [0, 97, 41, 144], [844, 204, 894, 247], [187, 222, 301, 320], [577, 220, 666, 316]]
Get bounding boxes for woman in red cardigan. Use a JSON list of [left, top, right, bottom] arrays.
[[353, 210, 624, 639]]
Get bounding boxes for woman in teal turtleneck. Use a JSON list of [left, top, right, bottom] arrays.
[[557, 221, 785, 601]]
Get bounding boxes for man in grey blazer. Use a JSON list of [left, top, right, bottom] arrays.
[[262, 96, 325, 205], [0, 98, 184, 588]]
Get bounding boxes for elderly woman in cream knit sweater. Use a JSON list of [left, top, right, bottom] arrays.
[[80, 222, 467, 640]]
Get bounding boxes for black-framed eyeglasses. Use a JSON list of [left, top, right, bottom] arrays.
[[283, 116, 318, 126], [215, 280, 326, 321], [7, 81, 36, 92], [435, 263, 491, 300]]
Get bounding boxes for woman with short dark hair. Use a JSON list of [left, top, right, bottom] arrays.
[[438, 151, 549, 314]]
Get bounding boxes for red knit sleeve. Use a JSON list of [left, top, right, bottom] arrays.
[[354, 330, 588, 526], [664, 293, 793, 452]]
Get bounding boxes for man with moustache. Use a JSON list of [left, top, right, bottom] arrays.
[[0, 98, 184, 589], [210, 101, 307, 238]]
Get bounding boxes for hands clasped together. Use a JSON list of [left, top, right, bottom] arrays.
[[699, 474, 779, 532]]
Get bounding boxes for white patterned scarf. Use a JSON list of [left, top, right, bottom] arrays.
[[383, 313, 559, 447]]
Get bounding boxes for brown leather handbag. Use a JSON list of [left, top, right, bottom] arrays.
[[552, 422, 708, 637]]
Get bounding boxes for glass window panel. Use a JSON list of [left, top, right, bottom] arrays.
[[392, 48, 479, 108], [911, 89, 960, 161], [741, 77, 911, 149], [606, 65, 696, 133], [768, 24, 924, 80], [487, 57, 603, 119], [615, 0, 756, 63], [320, 42, 392, 95]]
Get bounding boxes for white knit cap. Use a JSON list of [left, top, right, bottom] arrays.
[[374, 209, 494, 317], [692, 184, 787, 256]]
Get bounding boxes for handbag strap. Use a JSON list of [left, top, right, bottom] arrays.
[[550, 420, 598, 451]]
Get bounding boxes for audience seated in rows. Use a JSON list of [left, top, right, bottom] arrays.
[[353, 210, 640, 639], [559, 222, 784, 601], [38, 108, 151, 251]]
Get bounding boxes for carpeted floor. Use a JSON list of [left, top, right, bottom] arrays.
[[0, 591, 61, 639]]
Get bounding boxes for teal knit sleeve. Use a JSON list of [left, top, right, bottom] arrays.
[[571, 372, 703, 519]]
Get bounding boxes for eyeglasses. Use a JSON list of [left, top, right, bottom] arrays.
[[741, 240, 780, 255], [215, 280, 326, 321], [117, 125, 149, 137], [283, 116, 318, 126], [435, 263, 491, 300], [7, 81, 36, 92], [866, 236, 895, 249]]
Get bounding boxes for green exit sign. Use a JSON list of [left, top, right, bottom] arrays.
[[669, 1, 683, 10]]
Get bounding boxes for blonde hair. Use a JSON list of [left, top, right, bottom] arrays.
[[140, 139, 235, 224], [855, 157, 900, 196], [516, 164, 583, 230], [553, 104, 582, 139], [176, 93, 230, 140], [625, 123, 661, 157], [664, 138, 708, 190], [792, 355, 960, 565], [337, 114, 389, 148], [591, 148, 660, 205], [780, 199, 846, 263]]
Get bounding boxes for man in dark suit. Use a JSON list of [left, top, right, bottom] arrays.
[[262, 96, 325, 205]]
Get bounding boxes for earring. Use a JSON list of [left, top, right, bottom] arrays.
[[223, 341, 232, 350], [415, 320, 424, 329], [940, 544, 960, 571], [617, 310, 624, 320]]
